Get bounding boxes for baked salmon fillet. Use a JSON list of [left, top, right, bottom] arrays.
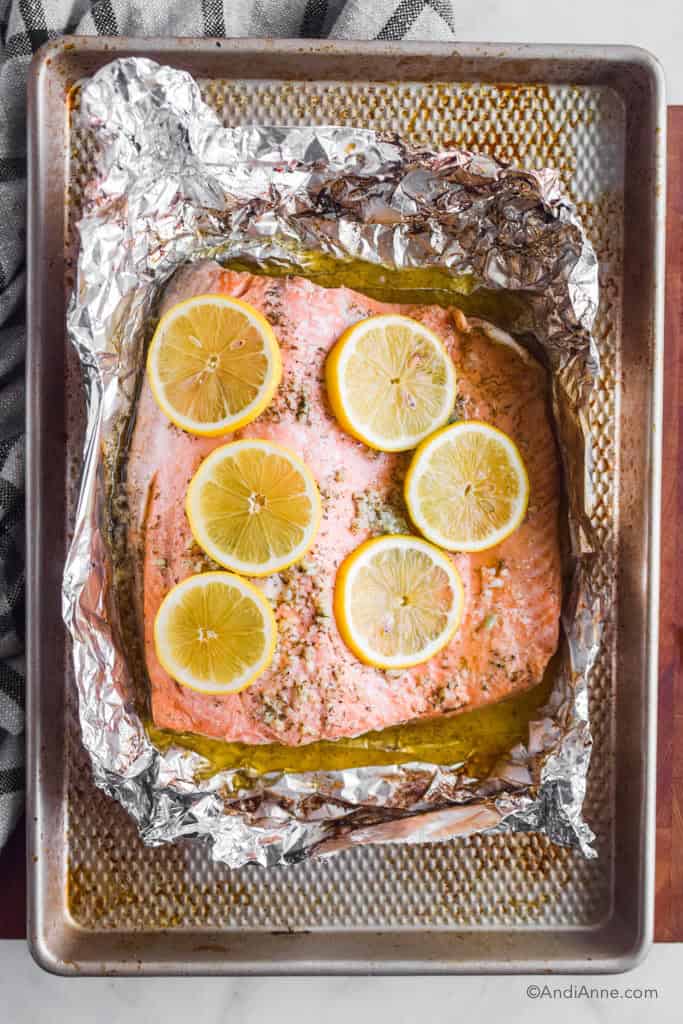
[[125, 261, 561, 746]]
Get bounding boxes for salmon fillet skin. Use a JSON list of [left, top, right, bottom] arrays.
[[124, 261, 561, 746]]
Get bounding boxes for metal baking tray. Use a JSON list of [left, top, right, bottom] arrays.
[[26, 37, 664, 975]]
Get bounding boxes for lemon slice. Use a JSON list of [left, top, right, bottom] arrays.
[[186, 439, 322, 577], [325, 314, 456, 452], [147, 293, 281, 436], [404, 421, 530, 552], [154, 572, 276, 694], [334, 535, 464, 669]]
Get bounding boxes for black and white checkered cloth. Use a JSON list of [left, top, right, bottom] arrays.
[[0, 1, 455, 851]]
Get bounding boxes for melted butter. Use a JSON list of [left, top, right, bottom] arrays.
[[210, 250, 532, 333], [147, 668, 554, 781]]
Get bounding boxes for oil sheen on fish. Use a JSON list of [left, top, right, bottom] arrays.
[[124, 261, 561, 746]]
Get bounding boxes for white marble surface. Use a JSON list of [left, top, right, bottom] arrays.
[[454, 0, 683, 102], [0, 940, 681, 1021], [3, 0, 683, 1014]]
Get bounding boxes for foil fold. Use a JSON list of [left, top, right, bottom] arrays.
[[63, 57, 600, 867]]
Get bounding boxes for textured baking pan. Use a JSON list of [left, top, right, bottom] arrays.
[[26, 37, 664, 975]]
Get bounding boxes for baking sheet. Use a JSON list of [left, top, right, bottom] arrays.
[[26, 38, 664, 975]]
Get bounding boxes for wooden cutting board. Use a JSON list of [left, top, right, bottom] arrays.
[[655, 106, 683, 942], [2, 110, 682, 945]]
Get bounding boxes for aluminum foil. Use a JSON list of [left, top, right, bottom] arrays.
[[63, 57, 600, 867]]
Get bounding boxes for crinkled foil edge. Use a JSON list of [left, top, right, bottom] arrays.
[[62, 58, 600, 867]]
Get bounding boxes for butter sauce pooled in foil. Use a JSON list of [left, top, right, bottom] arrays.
[[63, 57, 600, 867]]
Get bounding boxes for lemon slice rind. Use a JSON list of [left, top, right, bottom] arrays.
[[334, 534, 464, 670], [147, 293, 282, 437], [153, 571, 276, 695], [404, 421, 530, 553]]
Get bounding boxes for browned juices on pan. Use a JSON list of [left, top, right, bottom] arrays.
[[125, 261, 561, 746]]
